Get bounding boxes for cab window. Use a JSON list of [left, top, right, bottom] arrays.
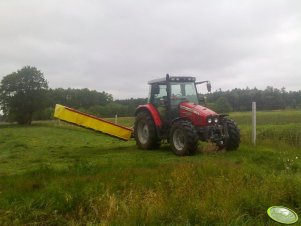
[[151, 84, 167, 107]]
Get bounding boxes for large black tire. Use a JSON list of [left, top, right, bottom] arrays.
[[134, 111, 161, 150], [224, 119, 240, 151], [170, 120, 198, 156]]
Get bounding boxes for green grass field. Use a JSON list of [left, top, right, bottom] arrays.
[[0, 111, 300, 225]]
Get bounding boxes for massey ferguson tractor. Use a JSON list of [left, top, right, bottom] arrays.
[[134, 74, 240, 156]]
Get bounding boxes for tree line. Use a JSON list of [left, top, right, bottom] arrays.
[[204, 87, 301, 113], [1, 66, 301, 124]]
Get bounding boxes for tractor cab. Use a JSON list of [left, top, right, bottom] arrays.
[[148, 74, 210, 120]]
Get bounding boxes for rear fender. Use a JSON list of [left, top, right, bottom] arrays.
[[135, 104, 162, 127]]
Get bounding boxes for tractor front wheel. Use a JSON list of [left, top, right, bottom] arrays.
[[224, 119, 240, 151], [134, 111, 160, 149], [170, 120, 198, 156]]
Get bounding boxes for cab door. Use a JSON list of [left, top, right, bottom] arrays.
[[149, 84, 168, 120]]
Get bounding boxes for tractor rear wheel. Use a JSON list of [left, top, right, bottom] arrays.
[[134, 111, 161, 149], [170, 120, 198, 156], [224, 119, 240, 150]]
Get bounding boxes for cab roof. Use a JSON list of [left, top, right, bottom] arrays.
[[148, 76, 196, 85]]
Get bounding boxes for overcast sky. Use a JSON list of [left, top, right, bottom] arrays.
[[0, 0, 300, 99]]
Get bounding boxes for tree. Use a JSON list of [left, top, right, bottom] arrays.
[[214, 96, 232, 113], [47, 88, 113, 109], [0, 66, 48, 124]]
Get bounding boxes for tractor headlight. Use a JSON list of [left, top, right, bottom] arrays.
[[214, 117, 218, 123], [207, 118, 212, 124]]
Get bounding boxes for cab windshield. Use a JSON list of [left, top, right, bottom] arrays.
[[170, 82, 199, 105]]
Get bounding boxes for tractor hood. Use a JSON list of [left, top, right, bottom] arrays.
[[180, 102, 218, 117], [179, 102, 218, 126]]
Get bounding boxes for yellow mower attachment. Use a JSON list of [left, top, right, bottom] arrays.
[[54, 104, 132, 141]]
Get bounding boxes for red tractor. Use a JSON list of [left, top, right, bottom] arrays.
[[134, 74, 240, 156]]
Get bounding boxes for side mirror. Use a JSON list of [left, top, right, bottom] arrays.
[[207, 82, 211, 92]]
